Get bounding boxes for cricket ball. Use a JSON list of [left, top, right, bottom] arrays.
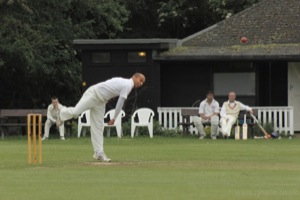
[[241, 37, 247, 43]]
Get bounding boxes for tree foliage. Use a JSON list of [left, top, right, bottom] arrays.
[[208, 0, 262, 19], [121, 0, 162, 38], [0, 0, 129, 108], [122, 0, 218, 38], [157, 0, 216, 38], [121, 0, 260, 38], [0, 0, 260, 108]]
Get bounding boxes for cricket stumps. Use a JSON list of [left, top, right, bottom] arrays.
[[27, 114, 42, 164]]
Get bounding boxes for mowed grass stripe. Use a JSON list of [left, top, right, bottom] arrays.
[[0, 137, 299, 200]]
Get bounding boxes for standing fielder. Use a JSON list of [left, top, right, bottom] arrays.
[[60, 73, 145, 162]]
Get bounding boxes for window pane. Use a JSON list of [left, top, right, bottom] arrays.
[[128, 52, 146, 63], [92, 52, 110, 63], [214, 73, 255, 95]]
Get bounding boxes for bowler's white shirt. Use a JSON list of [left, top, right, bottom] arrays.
[[95, 78, 134, 101], [199, 99, 220, 116]]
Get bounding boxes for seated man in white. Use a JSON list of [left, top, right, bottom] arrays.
[[193, 91, 220, 139], [42, 96, 65, 140], [220, 91, 253, 139]]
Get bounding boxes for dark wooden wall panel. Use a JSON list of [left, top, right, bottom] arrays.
[[81, 50, 157, 115], [161, 62, 211, 106], [256, 62, 288, 106]]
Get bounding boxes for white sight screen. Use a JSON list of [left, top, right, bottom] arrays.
[[214, 73, 255, 95]]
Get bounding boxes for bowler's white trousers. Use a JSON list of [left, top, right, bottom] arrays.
[[60, 86, 107, 153]]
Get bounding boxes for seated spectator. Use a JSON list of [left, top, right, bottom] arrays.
[[220, 91, 253, 139], [42, 96, 65, 140], [193, 91, 220, 139]]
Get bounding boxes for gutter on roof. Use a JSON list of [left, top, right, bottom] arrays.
[[154, 54, 300, 62]]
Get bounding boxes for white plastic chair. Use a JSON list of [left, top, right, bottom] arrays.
[[104, 109, 125, 138], [131, 108, 155, 138], [77, 110, 90, 138]]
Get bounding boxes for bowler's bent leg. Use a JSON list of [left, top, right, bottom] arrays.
[[60, 87, 98, 121]]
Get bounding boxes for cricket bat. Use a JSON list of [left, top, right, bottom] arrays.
[[242, 114, 248, 140], [234, 120, 240, 140], [250, 114, 271, 139]]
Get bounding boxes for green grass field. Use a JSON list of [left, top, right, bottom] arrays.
[[0, 136, 299, 200]]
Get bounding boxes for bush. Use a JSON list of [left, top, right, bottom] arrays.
[[122, 120, 131, 136], [252, 122, 274, 136], [160, 128, 181, 137], [71, 120, 91, 137], [122, 119, 181, 137], [72, 119, 182, 138]]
